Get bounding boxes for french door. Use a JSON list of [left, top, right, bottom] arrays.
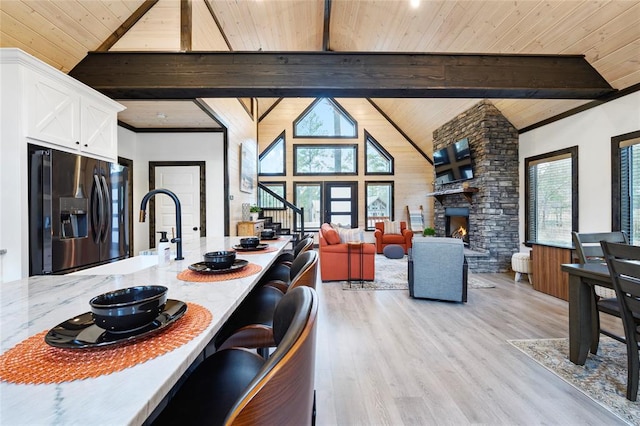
[[323, 182, 358, 228], [294, 181, 358, 229]]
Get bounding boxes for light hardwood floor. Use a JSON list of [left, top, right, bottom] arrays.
[[313, 271, 627, 425]]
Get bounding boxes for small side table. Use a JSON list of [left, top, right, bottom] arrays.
[[347, 241, 365, 287], [237, 220, 265, 236]]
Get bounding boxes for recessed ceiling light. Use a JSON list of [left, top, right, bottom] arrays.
[[410, 0, 420, 9], [156, 112, 167, 119]]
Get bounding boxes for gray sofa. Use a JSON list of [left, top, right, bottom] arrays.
[[408, 237, 468, 302]]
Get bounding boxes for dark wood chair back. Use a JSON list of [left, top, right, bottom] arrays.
[[601, 241, 640, 401], [573, 231, 629, 348], [572, 231, 628, 264]]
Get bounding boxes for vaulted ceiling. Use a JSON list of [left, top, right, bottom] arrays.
[[2, 0, 639, 151]]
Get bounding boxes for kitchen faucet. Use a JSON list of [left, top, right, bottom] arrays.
[[139, 188, 184, 260]]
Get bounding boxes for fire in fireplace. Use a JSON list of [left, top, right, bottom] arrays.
[[452, 225, 467, 240], [445, 207, 470, 246]]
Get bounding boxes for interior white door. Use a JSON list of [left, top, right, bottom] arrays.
[[154, 166, 201, 249]]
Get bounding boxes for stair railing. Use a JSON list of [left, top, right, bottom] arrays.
[[257, 183, 305, 243]]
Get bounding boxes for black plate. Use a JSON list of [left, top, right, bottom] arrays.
[[232, 244, 269, 251], [188, 259, 249, 274], [44, 299, 187, 349]]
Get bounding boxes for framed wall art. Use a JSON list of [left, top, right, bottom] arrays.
[[240, 142, 256, 193]]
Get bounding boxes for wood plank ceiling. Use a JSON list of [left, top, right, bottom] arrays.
[[1, 0, 639, 152]]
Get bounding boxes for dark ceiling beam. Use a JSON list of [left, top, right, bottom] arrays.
[[367, 99, 433, 165], [96, 0, 159, 52], [69, 51, 615, 100], [258, 98, 284, 123], [180, 0, 192, 52], [323, 0, 332, 51], [204, 0, 232, 51]]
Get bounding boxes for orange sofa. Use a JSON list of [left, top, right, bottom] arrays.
[[318, 223, 376, 281], [373, 221, 413, 254]]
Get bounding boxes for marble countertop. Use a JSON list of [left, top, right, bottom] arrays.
[[0, 236, 291, 425]]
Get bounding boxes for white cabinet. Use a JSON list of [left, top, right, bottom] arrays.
[[79, 95, 120, 159], [0, 48, 124, 282], [24, 66, 121, 160], [25, 70, 80, 148]]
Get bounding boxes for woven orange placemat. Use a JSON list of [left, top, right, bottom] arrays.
[[177, 263, 262, 282], [0, 303, 211, 385], [236, 246, 278, 254]]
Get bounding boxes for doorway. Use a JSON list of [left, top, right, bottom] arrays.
[[118, 156, 134, 253], [148, 161, 206, 249], [323, 182, 358, 227]]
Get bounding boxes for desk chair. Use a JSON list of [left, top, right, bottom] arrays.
[[572, 231, 628, 352], [601, 241, 640, 401]]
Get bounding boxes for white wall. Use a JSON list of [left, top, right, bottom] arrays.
[[518, 91, 640, 246], [0, 60, 27, 282], [117, 126, 136, 160], [118, 128, 225, 254]]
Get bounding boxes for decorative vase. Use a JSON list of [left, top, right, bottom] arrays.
[[250, 212, 259, 222], [242, 203, 250, 221]]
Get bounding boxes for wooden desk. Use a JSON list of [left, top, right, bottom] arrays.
[[560, 262, 612, 365]]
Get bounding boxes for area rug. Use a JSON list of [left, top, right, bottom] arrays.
[[509, 337, 640, 425], [340, 255, 496, 290]]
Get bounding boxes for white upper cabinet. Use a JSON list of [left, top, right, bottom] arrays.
[[15, 49, 124, 160], [25, 70, 81, 148], [80, 95, 120, 159]]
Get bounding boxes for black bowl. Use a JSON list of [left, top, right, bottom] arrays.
[[261, 230, 275, 239], [203, 250, 237, 270], [89, 285, 168, 332], [240, 237, 260, 248]]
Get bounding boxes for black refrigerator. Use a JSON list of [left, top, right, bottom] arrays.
[[28, 144, 130, 275]]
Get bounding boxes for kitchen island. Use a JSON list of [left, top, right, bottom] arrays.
[[0, 236, 291, 425]]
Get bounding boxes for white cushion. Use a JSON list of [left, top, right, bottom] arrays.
[[383, 220, 402, 235], [337, 226, 364, 243]]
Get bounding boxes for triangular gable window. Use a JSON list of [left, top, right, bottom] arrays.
[[365, 131, 394, 175], [259, 132, 285, 176], [294, 98, 357, 138]]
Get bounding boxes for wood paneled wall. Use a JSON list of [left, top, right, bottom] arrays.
[[201, 98, 257, 235], [258, 98, 434, 230]]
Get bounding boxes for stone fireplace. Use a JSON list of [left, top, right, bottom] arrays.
[[432, 101, 519, 273]]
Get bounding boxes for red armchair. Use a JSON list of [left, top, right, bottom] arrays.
[[374, 221, 413, 254]]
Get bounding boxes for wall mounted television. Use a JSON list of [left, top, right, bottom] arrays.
[[434, 137, 473, 185]]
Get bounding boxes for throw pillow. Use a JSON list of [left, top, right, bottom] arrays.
[[337, 227, 364, 243], [383, 220, 402, 235], [321, 224, 341, 245]]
